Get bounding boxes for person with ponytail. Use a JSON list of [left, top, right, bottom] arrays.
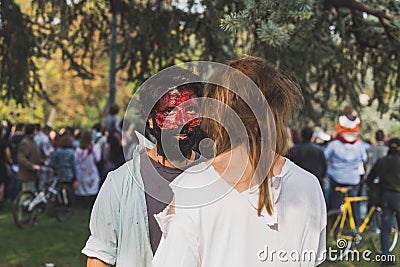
[[153, 56, 326, 267]]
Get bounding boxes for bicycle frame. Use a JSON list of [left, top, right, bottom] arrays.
[[327, 190, 399, 259], [329, 196, 377, 240], [27, 178, 59, 212], [13, 167, 74, 228]]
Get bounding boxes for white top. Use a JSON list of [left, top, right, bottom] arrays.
[[75, 143, 102, 196], [81, 133, 155, 267], [153, 159, 326, 267]]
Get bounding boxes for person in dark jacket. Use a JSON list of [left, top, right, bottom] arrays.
[[288, 126, 327, 185], [367, 137, 400, 265], [16, 124, 41, 191], [6, 123, 25, 201], [0, 126, 12, 210]]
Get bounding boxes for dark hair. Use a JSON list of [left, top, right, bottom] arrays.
[[79, 130, 93, 149], [301, 126, 314, 142], [25, 124, 37, 136], [109, 104, 120, 116], [58, 134, 74, 149], [375, 130, 385, 142], [34, 123, 41, 131], [291, 128, 302, 144], [43, 124, 52, 133], [388, 137, 400, 155], [15, 123, 25, 132], [64, 126, 74, 136], [54, 134, 73, 149], [92, 123, 103, 132], [140, 67, 203, 117], [343, 105, 353, 116]]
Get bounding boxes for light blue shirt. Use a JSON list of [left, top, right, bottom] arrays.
[[324, 139, 367, 185], [81, 133, 155, 266]]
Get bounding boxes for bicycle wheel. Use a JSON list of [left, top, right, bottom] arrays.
[[53, 185, 74, 222], [326, 209, 353, 261], [369, 208, 398, 254], [13, 191, 38, 229]]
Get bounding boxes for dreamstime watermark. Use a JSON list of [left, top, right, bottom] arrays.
[[257, 246, 323, 263], [257, 239, 396, 263]]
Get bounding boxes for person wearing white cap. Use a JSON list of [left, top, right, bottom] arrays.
[[324, 106, 367, 225]]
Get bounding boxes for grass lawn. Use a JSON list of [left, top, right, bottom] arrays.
[[0, 200, 399, 267], [0, 201, 90, 267]]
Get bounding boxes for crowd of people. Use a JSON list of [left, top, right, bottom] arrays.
[[288, 106, 399, 265], [0, 103, 137, 210], [0, 56, 399, 266], [80, 57, 326, 267]]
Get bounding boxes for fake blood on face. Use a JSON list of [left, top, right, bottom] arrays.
[[154, 89, 200, 131]]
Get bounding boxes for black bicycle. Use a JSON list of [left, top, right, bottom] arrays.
[[13, 166, 74, 228]]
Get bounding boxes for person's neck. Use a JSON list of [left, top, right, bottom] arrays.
[[147, 146, 196, 168], [209, 144, 286, 192], [209, 145, 255, 191]]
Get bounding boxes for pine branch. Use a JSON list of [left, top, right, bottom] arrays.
[[328, 0, 394, 21], [328, 0, 400, 44], [378, 17, 400, 44]]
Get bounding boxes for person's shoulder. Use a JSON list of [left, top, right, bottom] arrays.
[[100, 160, 144, 198], [282, 159, 324, 206], [288, 143, 301, 154], [329, 139, 341, 145], [18, 137, 30, 147], [376, 154, 393, 165], [309, 142, 324, 150], [284, 159, 320, 188], [171, 162, 216, 189], [106, 160, 133, 182], [170, 162, 222, 213]]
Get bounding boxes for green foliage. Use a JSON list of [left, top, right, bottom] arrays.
[[1, 0, 400, 126], [0, 0, 42, 105], [256, 21, 294, 47], [221, 0, 400, 124], [1, 0, 239, 125], [221, 0, 316, 48]]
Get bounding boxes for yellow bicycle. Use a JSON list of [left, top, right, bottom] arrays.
[[326, 186, 398, 261]]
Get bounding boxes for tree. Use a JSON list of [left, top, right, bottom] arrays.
[[221, 0, 400, 124], [0, 0, 43, 104], [0, 0, 238, 109], [3, 0, 399, 127]]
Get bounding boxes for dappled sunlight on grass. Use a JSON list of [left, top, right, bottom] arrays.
[[0, 202, 90, 267]]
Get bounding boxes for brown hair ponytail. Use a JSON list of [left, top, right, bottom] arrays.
[[203, 56, 303, 216]]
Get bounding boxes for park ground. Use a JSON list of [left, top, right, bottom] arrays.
[[0, 201, 399, 267]]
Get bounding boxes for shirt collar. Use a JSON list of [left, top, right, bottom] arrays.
[[133, 130, 155, 154]]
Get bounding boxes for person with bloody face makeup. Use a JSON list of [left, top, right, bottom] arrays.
[[82, 69, 204, 267], [151, 88, 201, 163]]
